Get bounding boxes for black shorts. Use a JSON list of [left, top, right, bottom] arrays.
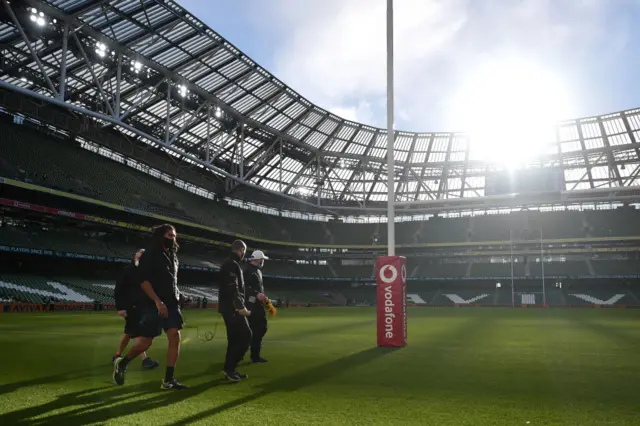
[[124, 309, 140, 337], [137, 306, 184, 339]]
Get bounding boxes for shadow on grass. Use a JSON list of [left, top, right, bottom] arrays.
[[0, 367, 98, 397], [0, 371, 228, 426], [172, 346, 399, 425], [279, 319, 376, 342]]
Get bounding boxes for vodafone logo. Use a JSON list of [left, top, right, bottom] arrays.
[[379, 265, 398, 283], [401, 264, 407, 283]]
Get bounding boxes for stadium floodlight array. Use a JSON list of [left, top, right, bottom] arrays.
[[130, 61, 143, 73], [29, 8, 44, 26], [94, 42, 107, 59]]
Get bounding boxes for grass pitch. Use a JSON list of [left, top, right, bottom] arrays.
[[0, 307, 639, 425]]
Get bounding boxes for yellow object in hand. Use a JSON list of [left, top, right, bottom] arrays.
[[264, 298, 277, 317]]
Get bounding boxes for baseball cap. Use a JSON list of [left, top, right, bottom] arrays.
[[249, 250, 269, 260]]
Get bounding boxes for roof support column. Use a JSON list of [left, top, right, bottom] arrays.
[[114, 53, 122, 117], [165, 80, 172, 144], [206, 102, 211, 163], [59, 22, 69, 101], [239, 124, 245, 178], [279, 137, 284, 193]]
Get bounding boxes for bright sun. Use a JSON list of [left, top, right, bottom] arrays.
[[449, 59, 574, 167]]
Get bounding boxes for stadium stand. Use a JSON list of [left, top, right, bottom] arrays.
[[4, 122, 640, 250], [3, 219, 640, 280]]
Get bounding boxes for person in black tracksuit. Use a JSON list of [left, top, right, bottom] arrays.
[[243, 250, 269, 363], [217, 239, 251, 382], [113, 224, 187, 391], [112, 249, 159, 369]]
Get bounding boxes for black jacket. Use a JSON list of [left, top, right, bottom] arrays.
[[114, 264, 141, 311], [138, 246, 181, 308], [217, 254, 246, 313], [243, 263, 265, 317]]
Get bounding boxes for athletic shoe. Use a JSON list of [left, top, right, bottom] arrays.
[[236, 371, 248, 379], [161, 379, 188, 390], [111, 355, 121, 366], [113, 357, 126, 386], [251, 357, 268, 364], [223, 371, 242, 382], [142, 357, 160, 370]]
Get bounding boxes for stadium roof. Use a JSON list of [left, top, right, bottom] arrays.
[[2, 0, 640, 213]]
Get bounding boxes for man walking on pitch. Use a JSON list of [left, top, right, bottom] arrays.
[[218, 240, 252, 382], [243, 250, 273, 363], [113, 224, 187, 390], [112, 248, 159, 369]]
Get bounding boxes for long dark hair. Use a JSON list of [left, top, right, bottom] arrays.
[[152, 224, 179, 252]]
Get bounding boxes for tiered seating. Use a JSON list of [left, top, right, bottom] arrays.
[[0, 274, 221, 305], [529, 261, 589, 277], [0, 274, 93, 303], [414, 262, 467, 278], [592, 259, 640, 276], [269, 289, 333, 304], [0, 226, 31, 246], [0, 275, 48, 303], [56, 277, 120, 303], [470, 263, 511, 277], [585, 208, 640, 237], [431, 290, 493, 305], [4, 122, 640, 249], [1, 226, 115, 257], [333, 265, 373, 279], [396, 221, 422, 245], [539, 211, 586, 239], [545, 288, 566, 306], [328, 221, 376, 245], [338, 287, 377, 305], [471, 214, 510, 242], [419, 217, 470, 244]]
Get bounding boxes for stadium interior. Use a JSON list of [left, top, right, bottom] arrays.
[[2, 114, 640, 307], [1, 1, 640, 424]]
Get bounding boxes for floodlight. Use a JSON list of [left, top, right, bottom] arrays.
[[178, 84, 188, 97], [29, 8, 46, 26], [130, 60, 142, 73], [95, 42, 107, 58], [215, 107, 222, 118]]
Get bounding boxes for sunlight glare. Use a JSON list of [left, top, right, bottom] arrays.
[[450, 59, 573, 167]]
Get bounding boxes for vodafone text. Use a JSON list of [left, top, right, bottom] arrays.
[[383, 285, 395, 338]]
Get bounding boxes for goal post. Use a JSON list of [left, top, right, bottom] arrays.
[[378, 0, 405, 348]]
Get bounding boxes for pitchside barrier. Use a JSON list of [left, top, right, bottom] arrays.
[[376, 256, 408, 347], [2, 301, 635, 314], [0, 301, 340, 313]]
